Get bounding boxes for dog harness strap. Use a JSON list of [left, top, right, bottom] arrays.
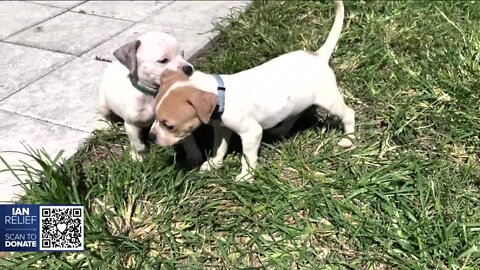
[[128, 74, 158, 97], [212, 74, 226, 118]]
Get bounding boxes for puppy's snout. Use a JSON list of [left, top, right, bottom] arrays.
[[181, 65, 193, 76], [148, 131, 156, 142]]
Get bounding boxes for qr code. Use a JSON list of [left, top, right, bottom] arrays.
[[39, 206, 84, 251]]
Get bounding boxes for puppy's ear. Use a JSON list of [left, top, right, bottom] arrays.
[[113, 40, 141, 78], [157, 70, 190, 101], [160, 69, 177, 84], [188, 89, 217, 124]]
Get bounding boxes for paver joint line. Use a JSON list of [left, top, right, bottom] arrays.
[[1, 4, 68, 41], [77, 0, 177, 58], [0, 40, 77, 57], [0, 108, 89, 134], [68, 9, 137, 23], [0, 54, 78, 103], [30, 1, 88, 10]]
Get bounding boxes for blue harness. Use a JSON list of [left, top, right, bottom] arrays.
[[211, 74, 226, 119]]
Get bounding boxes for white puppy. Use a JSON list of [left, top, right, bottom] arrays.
[[149, 1, 355, 181], [99, 32, 203, 163]]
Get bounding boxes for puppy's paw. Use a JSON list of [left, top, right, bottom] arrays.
[[337, 136, 355, 148], [200, 161, 212, 171], [235, 171, 254, 182], [94, 119, 111, 130], [200, 159, 223, 172], [130, 149, 145, 162]]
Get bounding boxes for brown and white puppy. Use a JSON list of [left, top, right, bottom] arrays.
[[98, 32, 202, 163], [150, 1, 355, 181]]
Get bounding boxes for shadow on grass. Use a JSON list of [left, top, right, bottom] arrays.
[[174, 106, 344, 168]]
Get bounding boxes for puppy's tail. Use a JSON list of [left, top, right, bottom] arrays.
[[316, 0, 344, 61]]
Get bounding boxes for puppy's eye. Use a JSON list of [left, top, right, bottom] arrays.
[[161, 120, 175, 131], [157, 58, 169, 64]]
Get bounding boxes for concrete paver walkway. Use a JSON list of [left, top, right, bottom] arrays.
[[0, 1, 249, 202]]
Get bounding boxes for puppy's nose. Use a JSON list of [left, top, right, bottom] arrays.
[[148, 131, 156, 142], [181, 65, 193, 76]]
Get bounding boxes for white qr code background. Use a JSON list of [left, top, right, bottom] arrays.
[[39, 206, 84, 251]]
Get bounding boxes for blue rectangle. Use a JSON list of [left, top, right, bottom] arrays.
[[0, 204, 84, 252], [0, 204, 40, 252]]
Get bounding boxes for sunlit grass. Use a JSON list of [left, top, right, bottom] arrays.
[[1, 1, 479, 268]]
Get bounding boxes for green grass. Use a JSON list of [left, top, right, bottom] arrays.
[[1, 0, 480, 269]]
